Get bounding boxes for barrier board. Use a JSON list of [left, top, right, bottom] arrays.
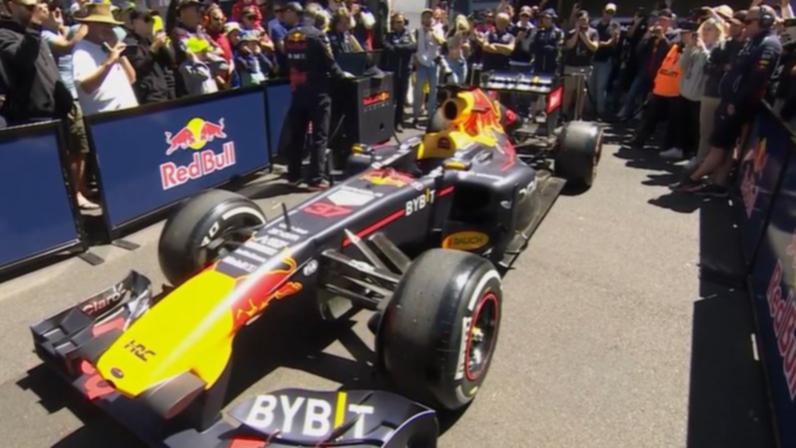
[[0, 121, 84, 274], [738, 107, 793, 264], [86, 87, 270, 238], [265, 81, 292, 159]]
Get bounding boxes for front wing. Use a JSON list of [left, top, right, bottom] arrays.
[[30, 273, 438, 447], [165, 389, 438, 447]]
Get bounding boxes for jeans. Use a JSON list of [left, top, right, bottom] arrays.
[[413, 64, 439, 121], [620, 73, 652, 120], [446, 58, 467, 85], [589, 60, 613, 117]]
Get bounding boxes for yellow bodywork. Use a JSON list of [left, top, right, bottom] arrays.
[[418, 90, 505, 160], [96, 269, 237, 397]]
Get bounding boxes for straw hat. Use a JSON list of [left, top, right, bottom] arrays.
[[10, 0, 37, 7], [77, 3, 123, 25], [714, 5, 734, 20]]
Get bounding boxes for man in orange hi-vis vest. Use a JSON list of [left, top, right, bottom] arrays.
[[628, 38, 683, 151]]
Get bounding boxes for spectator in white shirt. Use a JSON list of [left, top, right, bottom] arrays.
[[72, 3, 138, 115]]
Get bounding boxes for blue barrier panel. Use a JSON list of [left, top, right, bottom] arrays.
[[749, 140, 796, 447], [738, 107, 793, 263], [0, 121, 84, 274], [265, 81, 292, 158], [86, 87, 270, 237]]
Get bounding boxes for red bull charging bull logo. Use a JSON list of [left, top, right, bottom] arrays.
[[160, 117, 237, 190], [766, 232, 796, 399]]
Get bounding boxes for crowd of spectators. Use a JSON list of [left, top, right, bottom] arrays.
[[0, 0, 795, 204]]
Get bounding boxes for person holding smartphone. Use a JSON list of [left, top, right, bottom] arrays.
[[562, 10, 598, 119], [123, 8, 176, 104], [72, 3, 137, 114], [0, 0, 99, 209]]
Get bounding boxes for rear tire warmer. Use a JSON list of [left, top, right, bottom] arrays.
[[378, 249, 502, 411], [158, 189, 265, 286]]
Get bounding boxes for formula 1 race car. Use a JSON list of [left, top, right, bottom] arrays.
[[30, 86, 602, 447]]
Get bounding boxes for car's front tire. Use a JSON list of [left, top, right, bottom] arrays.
[[378, 249, 502, 411], [158, 189, 265, 286]]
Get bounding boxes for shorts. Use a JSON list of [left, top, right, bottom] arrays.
[[65, 102, 90, 156], [709, 102, 750, 151]]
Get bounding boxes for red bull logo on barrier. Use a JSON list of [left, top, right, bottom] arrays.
[[160, 117, 237, 190], [766, 231, 796, 400]]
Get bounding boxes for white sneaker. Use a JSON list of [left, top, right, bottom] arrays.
[[660, 147, 684, 160], [683, 157, 698, 171]]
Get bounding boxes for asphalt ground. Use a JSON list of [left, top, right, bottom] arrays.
[[0, 125, 775, 447]]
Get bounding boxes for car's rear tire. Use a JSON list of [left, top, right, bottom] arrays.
[[378, 249, 502, 411], [158, 189, 265, 286], [555, 121, 602, 188]]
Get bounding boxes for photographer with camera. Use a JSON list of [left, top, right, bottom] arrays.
[[562, 9, 598, 120], [123, 8, 176, 104], [617, 9, 674, 122], [615, 7, 649, 107], [510, 6, 535, 66]]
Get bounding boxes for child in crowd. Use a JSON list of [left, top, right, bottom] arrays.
[[179, 37, 220, 94], [239, 6, 274, 53], [233, 30, 273, 87], [225, 21, 242, 47]]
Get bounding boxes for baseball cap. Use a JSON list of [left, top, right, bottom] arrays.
[[224, 21, 241, 33], [283, 1, 302, 13], [11, 0, 37, 6], [604, 3, 617, 13], [519, 6, 532, 17], [658, 9, 673, 19], [239, 30, 259, 42], [541, 8, 557, 19]]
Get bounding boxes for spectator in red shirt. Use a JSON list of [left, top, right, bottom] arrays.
[[231, 0, 262, 28], [205, 4, 232, 64]]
